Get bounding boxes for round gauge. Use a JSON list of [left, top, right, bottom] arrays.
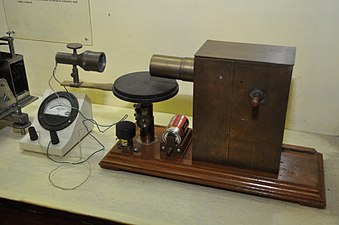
[[38, 91, 79, 131]]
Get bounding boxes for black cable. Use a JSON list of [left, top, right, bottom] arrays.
[[49, 63, 127, 133], [44, 63, 127, 190]]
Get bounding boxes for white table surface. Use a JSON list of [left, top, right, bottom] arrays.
[[0, 100, 338, 225]]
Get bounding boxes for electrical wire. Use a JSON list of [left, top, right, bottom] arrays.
[[43, 62, 126, 190], [49, 63, 127, 133], [48, 159, 92, 191]]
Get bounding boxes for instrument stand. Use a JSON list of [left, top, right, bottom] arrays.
[[100, 130, 325, 208], [99, 71, 325, 209]]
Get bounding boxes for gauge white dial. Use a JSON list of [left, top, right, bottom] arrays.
[[43, 97, 72, 117]]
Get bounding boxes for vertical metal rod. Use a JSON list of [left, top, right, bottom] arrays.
[[7, 37, 15, 58], [71, 65, 80, 85], [134, 103, 155, 144]]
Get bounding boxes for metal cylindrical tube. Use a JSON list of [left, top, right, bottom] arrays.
[[55, 52, 78, 65], [149, 54, 194, 82], [79, 51, 106, 72], [55, 51, 106, 72]]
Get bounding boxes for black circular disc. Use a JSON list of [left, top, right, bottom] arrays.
[[38, 91, 79, 131], [113, 71, 179, 103]]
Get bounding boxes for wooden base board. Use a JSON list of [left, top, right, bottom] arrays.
[[99, 126, 326, 208]]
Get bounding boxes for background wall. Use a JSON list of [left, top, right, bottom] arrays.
[[0, 0, 338, 136]]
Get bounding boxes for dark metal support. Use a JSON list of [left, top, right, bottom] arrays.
[[134, 103, 155, 144]]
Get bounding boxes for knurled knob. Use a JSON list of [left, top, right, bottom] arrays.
[[67, 43, 82, 50]]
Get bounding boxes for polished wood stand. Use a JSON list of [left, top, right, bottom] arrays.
[[99, 126, 326, 209]]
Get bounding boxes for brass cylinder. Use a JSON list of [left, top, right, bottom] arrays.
[[149, 54, 194, 82]]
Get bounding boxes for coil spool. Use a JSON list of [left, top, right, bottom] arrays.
[[162, 114, 189, 145]]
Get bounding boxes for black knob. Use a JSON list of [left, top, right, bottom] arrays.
[[116, 121, 136, 140], [28, 126, 38, 141], [50, 130, 60, 145], [67, 43, 83, 50]]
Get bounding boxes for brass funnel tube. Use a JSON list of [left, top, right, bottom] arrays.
[[149, 54, 194, 82]]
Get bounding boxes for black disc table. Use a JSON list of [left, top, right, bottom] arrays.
[[113, 71, 179, 144]]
